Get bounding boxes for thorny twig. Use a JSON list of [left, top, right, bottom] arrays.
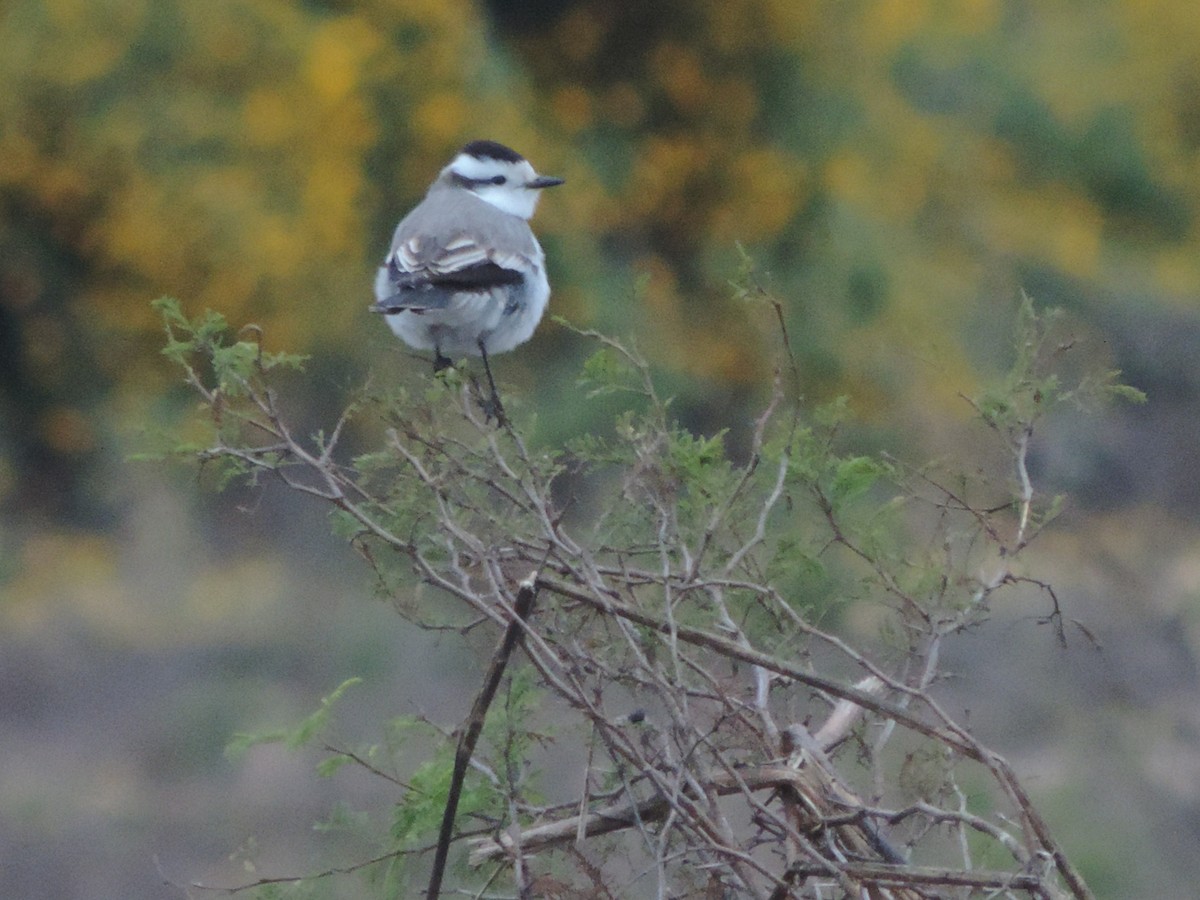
[[180, 340, 1092, 900]]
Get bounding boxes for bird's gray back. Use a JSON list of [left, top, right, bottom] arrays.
[[389, 185, 541, 270]]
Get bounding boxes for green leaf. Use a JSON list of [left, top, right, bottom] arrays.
[[211, 340, 260, 391], [667, 428, 728, 477], [226, 678, 364, 760], [151, 295, 187, 327], [1106, 380, 1147, 405], [390, 754, 454, 845], [579, 347, 638, 396], [288, 677, 363, 749], [316, 753, 356, 778], [261, 349, 309, 372], [813, 396, 851, 428], [225, 728, 290, 759], [831, 456, 886, 502]]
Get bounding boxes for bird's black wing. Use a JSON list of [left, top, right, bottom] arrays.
[[372, 232, 529, 313], [371, 262, 524, 314]]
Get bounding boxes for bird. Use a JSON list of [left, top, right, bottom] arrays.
[[371, 140, 564, 423]]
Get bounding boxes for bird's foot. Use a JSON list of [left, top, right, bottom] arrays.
[[467, 373, 507, 426], [478, 386, 508, 427], [472, 339, 507, 427]]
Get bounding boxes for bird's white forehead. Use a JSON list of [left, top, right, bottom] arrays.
[[449, 153, 538, 184]]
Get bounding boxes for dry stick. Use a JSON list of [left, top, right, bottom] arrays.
[[535, 574, 970, 755], [207, 434, 1089, 895], [199, 371, 1090, 898], [532, 574, 1094, 900], [425, 574, 539, 900], [470, 765, 1042, 894]]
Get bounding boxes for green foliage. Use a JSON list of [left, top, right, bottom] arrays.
[[155, 297, 308, 391], [577, 345, 643, 399], [389, 750, 457, 847], [974, 292, 1147, 446], [226, 677, 361, 759], [290, 678, 363, 749], [157, 287, 1138, 897], [149, 297, 310, 487], [831, 455, 888, 504]]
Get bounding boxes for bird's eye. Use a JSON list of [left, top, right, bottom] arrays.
[[490, 175, 507, 185]]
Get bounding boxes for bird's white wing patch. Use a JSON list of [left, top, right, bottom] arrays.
[[391, 233, 532, 278], [484, 248, 535, 275]]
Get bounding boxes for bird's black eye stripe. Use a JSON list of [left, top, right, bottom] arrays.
[[451, 172, 509, 189]]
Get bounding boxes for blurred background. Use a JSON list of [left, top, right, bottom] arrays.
[[2, 1, 1199, 897]]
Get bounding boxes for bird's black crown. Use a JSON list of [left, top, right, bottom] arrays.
[[460, 140, 525, 163]]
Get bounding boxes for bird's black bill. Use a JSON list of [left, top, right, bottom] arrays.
[[528, 175, 565, 189]]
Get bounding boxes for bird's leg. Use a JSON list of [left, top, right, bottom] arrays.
[[432, 350, 453, 373], [475, 339, 507, 426]]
